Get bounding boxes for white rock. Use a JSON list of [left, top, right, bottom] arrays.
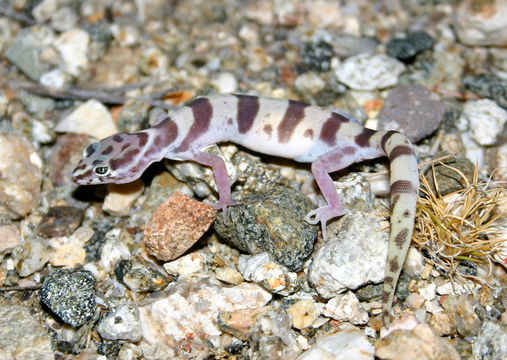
[[405, 293, 426, 310], [210, 72, 238, 93], [294, 72, 326, 95], [436, 281, 466, 295], [55, 99, 118, 139], [138, 276, 271, 344], [13, 239, 50, 277], [97, 303, 142, 342], [32, 0, 58, 22], [425, 300, 444, 314], [40, 68, 69, 88], [322, 292, 369, 325], [460, 99, 507, 146], [297, 326, 374, 360], [238, 253, 298, 295], [334, 54, 405, 91], [418, 282, 437, 301], [102, 180, 144, 216], [454, 0, 507, 46], [163, 251, 207, 277], [53, 29, 90, 76], [402, 247, 424, 278], [308, 212, 388, 298], [100, 231, 132, 272]]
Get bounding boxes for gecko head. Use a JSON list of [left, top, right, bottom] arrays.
[[71, 132, 148, 185]]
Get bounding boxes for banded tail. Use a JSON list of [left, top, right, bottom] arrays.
[[378, 130, 419, 325]]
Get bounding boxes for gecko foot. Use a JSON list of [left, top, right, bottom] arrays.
[[203, 199, 240, 220], [305, 206, 349, 240]]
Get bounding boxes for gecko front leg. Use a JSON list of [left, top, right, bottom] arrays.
[[186, 150, 237, 217], [305, 145, 363, 239]]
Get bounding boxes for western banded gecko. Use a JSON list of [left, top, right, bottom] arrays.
[[71, 94, 419, 325]]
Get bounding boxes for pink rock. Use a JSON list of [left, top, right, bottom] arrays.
[[144, 192, 217, 261]]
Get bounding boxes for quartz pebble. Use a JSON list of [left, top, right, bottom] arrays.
[[97, 303, 142, 342], [402, 247, 424, 278], [378, 85, 445, 142], [287, 300, 320, 330], [218, 306, 272, 340], [163, 250, 207, 277], [322, 292, 369, 325], [405, 293, 426, 310], [297, 326, 374, 360], [13, 238, 50, 277], [0, 134, 43, 220], [53, 29, 90, 76], [309, 212, 388, 298], [334, 54, 405, 91], [472, 321, 507, 360], [55, 99, 118, 139], [40, 268, 96, 327], [238, 253, 299, 295], [144, 192, 217, 261], [0, 305, 54, 360], [459, 99, 507, 146]]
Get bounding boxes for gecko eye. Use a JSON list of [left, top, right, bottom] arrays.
[[93, 164, 110, 176]]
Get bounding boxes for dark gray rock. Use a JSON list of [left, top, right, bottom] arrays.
[[40, 269, 96, 328], [215, 186, 317, 272], [298, 40, 334, 73], [463, 73, 507, 109], [386, 31, 435, 62]]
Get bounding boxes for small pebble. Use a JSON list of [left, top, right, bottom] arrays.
[[0, 134, 43, 220], [210, 72, 238, 93], [218, 306, 272, 340], [322, 292, 369, 325], [55, 99, 118, 139], [97, 303, 142, 342], [144, 192, 217, 261], [37, 206, 84, 238], [53, 28, 90, 76], [122, 261, 170, 292], [430, 312, 454, 336], [163, 251, 207, 277], [402, 247, 424, 278], [13, 238, 50, 277], [0, 224, 21, 255], [138, 47, 169, 76], [102, 180, 144, 216], [405, 293, 426, 310], [459, 99, 507, 146], [472, 321, 507, 360], [40, 268, 96, 328], [287, 300, 320, 330], [334, 54, 405, 91], [386, 32, 435, 62], [214, 266, 244, 285]]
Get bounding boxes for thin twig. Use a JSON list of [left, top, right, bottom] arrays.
[[0, 284, 41, 291], [0, 5, 36, 25]]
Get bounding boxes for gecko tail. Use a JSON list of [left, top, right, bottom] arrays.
[[377, 130, 419, 326]]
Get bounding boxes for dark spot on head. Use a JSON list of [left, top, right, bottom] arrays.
[[110, 148, 140, 170], [137, 132, 149, 147], [113, 134, 124, 143], [121, 144, 130, 152], [355, 127, 376, 147], [101, 145, 114, 155], [304, 128, 314, 139], [84, 143, 97, 157]]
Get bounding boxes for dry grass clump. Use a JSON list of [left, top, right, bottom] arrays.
[[414, 162, 506, 279]]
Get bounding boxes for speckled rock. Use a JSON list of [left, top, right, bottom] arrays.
[[144, 192, 217, 261], [214, 186, 317, 272], [238, 253, 299, 295], [55, 99, 118, 139], [121, 260, 170, 293], [0, 134, 43, 220], [138, 276, 272, 345], [36, 206, 84, 237], [463, 74, 507, 109], [0, 305, 54, 360], [423, 154, 475, 195], [308, 212, 388, 298], [97, 303, 142, 342], [454, 0, 507, 46], [375, 323, 460, 360], [472, 321, 507, 360], [297, 326, 374, 360], [378, 85, 445, 142], [40, 268, 96, 327], [13, 238, 50, 277], [386, 32, 434, 63], [458, 99, 507, 146], [218, 306, 272, 340], [334, 54, 405, 91]]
